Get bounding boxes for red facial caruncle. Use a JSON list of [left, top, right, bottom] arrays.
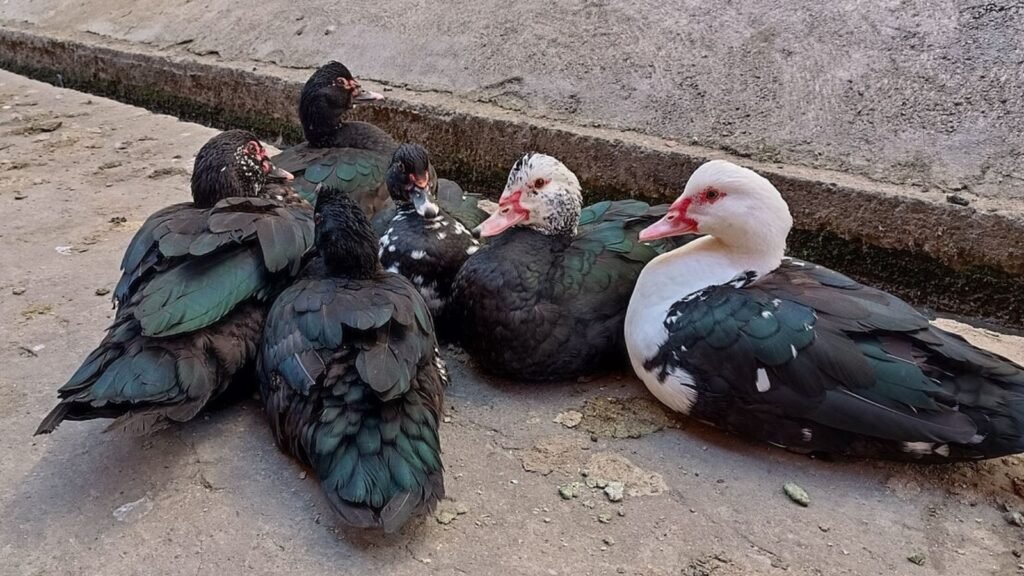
[[638, 186, 724, 242], [246, 140, 293, 181], [409, 173, 430, 189], [245, 141, 272, 175], [474, 188, 529, 238]]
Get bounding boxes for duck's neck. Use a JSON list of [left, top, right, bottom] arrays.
[[625, 235, 785, 364]]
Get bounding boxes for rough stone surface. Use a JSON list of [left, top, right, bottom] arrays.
[[1, 24, 1023, 327], [3, 70, 1024, 576], [3, 0, 1024, 207]]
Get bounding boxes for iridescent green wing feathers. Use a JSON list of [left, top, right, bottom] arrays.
[[260, 274, 434, 399], [258, 271, 445, 531], [116, 197, 314, 337], [562, 200, 687, 297], [271, 144, 390, 213]]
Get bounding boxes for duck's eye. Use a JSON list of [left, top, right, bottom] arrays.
[[533, 178, 546, 189], [705, 188, 720, 201]]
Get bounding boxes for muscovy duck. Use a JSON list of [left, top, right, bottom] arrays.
[[626, 159, 1024, 460], [36, 130, 315, 435], [370, 143, 490, 237], [450, 153, 691, 381], [257, 186, 447, 532], [270, 61, 393, 217], [374, 143, 486, 329]]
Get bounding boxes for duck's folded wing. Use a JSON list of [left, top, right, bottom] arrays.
[[272, 144, 388, 209], [646, 260, 995, 445], [260, 275, 434, 401], [257, 274, 446, 531], [120, 198, 314, 337], [561, 200, 673, 298]]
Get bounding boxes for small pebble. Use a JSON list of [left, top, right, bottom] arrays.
[[553, 410, 583, 428], [12, 287, 26, 295], [324, 25, 337, 35], [435, 509, 458, 525], [597, 513, 612, 524], [603, 536, 615, 546], [1005, 511, 1024, 527], [617, 508, 625, 517], [558, 482, 581, 500], [907, 552, 926, 566], [604, 481, 624, 503], [298, 471, 307, 480], [783, 482, 810, 507], [95, 287, 110, 296], [946, 193, 970, 207], [14, 192, 27, 200]]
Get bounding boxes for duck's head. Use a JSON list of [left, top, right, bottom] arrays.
[[299, 61, 384, 146], [639, 160, 793, 253], [314, 186, 381, 278], [386, 143, 441, 219], [474, 153, 583, 238], [190, 130, 293, 209]]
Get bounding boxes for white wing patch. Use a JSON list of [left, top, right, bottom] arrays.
[[755, 368, 771, 392], [411, 250, 426, 260]]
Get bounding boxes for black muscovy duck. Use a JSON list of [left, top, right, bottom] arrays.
[[257, 186, 447, 532], [270, 61, 393, 218], [450, 152, 691, 381], [373, 143, 487, 329], [36, 130, 314, 435], [626, 159, 1024, 460]]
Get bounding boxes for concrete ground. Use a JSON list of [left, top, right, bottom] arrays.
[[3, 72, 1024, 576], [2, 0, 1024, 209]]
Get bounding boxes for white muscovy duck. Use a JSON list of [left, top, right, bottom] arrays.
[[625, 159, 1024, 460]]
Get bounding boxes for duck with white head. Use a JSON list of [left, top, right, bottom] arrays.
[[451, 152, 693, 382], [625, 159, 1024, 460]]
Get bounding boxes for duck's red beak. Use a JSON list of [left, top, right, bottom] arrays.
[[639, 197, 697, 242], [473, 190, 528, 238]]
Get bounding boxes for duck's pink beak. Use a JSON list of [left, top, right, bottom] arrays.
[[472, 190, 528, 238], [639, 197, 697, 242]]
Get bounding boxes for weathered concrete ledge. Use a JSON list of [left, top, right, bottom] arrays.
[[1, 25, 1022, 328]]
